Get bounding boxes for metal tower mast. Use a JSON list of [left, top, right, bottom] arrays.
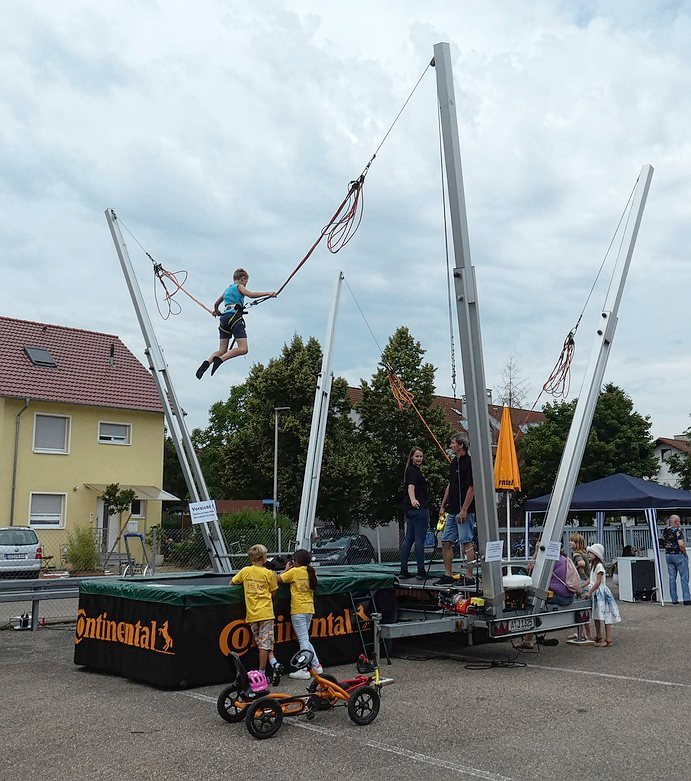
[[105, 209, 231, 574], [434, 42, 504, 605]]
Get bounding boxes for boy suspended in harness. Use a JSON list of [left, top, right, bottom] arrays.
[[196, 268, 276, 378]]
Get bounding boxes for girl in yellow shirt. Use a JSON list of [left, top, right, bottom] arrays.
[[277, 549, 322, 679]]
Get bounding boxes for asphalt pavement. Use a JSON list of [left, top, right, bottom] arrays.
[[1, 600, 690, 781]]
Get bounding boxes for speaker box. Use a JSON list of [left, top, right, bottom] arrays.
[[631, 559, 656, 600]]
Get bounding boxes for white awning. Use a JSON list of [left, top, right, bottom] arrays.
[[85, 484, 179, 501]]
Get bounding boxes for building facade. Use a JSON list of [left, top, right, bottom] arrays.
[[0, 316, 173, 565]]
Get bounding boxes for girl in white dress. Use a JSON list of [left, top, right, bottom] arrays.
[[583, 543, 621, 647]]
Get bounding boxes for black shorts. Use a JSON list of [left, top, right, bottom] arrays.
[[219, 311, 247, 339]]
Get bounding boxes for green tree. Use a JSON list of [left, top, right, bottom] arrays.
[[518, 383, 658, 499], [666, 425, 691, 490], [162, 434, 190, 503], [356, 326, 453, 525], [195, 334, 370, 528]]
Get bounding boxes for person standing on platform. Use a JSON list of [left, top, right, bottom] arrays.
[[276, 549, 323, 679], [662, 514, 691, 605], [231, 544, 283, 683], [436, 434, 476, 586], [398, 446, 430, 580]]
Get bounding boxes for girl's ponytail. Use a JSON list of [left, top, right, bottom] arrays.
[[293, 548, 318, 591]]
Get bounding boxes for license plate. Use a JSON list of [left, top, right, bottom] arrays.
[[508, 617, 535, 632], [5, 553, 27, 560]]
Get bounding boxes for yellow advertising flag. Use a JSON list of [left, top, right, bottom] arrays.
[[494, 405, 521, 492]]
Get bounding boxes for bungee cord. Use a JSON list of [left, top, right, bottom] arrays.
[[343, 277, 451, 463], [517, 175, 640, 436], [116, 59, 433, 324]]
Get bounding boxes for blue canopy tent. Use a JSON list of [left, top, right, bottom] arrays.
[[523, 473, 691, 606]]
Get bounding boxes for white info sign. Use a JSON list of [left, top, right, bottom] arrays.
[[189, 500, 219, 525], [484, 540, 504, 562]]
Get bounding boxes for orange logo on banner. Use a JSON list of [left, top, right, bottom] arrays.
[[74, 609, 175, 656], [218, 608, 360, 657]]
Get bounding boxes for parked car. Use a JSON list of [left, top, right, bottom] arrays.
[[0, 526, 42, 579], [311, 533, 377, 566]]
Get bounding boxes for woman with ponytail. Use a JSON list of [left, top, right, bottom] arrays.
[[277, 548, 323, 679]]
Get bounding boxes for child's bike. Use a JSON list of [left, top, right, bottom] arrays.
[[217, 647, 394, 740]]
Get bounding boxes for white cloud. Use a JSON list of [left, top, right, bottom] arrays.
[[2, 0, 691, 443]]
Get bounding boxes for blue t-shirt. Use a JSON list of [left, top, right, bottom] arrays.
[[223, 283, 245, 312]]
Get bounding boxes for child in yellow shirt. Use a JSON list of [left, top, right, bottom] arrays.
[[276, 549, 322, 680], [231, 544, 283, 682]]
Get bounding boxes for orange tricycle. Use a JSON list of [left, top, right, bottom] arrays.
[[217, 647, 394, 739]]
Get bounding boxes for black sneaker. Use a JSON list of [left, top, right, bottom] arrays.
[[195, 360, 210, 379], [416, 571, 428, 579], [397, 572, 415, 579], [684, 601, 691, 606], [434, 575, 456, 585], [460, 576, 476, 586]]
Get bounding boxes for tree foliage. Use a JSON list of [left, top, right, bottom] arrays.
[[193, 334, 370, 528], [356, 327, 453, 525], [518, 383, 658, 499]]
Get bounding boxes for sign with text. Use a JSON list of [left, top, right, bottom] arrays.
[[544, 540, 561, 561], [485, 540, 504, 562], [189, 500, 218, 525]]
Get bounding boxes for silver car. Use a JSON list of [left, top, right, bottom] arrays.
[[0, 526, 42, 579]]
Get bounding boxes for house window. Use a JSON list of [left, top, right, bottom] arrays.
[[98, 422, 131, 445], [33, 414, 70, 454], [24, 346, 57, 367], [29, 493, 66, 528], [660, 448, 671, 462], [130, 500, 145, 519]]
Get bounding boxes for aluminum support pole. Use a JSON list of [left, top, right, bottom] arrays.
[[295, 271, 344, 550], [434, 42, 504, 606], [529, 165, 653, 606], [105, 209, 231, 573]]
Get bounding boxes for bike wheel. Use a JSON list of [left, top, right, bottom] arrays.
[[347, 685, 380, 725], [246, 698, 283, 740], [216, 685, 246, 723], [307, 674, 339, 711]]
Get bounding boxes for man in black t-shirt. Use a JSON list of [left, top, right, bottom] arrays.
[[662, 514, 690, 604], [436, 434, 476, 586]]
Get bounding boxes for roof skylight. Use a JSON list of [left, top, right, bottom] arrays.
[[24, 346, 57, 368]]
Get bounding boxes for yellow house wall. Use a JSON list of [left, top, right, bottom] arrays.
[[0, 398, 165, 559]]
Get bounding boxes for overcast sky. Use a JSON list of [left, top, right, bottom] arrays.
[[2, 1, 690, 440]]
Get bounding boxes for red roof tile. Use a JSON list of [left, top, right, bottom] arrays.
[[0, 316, 163, 413], [346, 386, 544, 439], [656, 437, 691, 456]]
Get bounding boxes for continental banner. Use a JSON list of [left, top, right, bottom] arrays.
[[74, 589, 390, 689]]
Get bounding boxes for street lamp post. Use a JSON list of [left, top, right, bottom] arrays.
[[273, 407, 290, 532]]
